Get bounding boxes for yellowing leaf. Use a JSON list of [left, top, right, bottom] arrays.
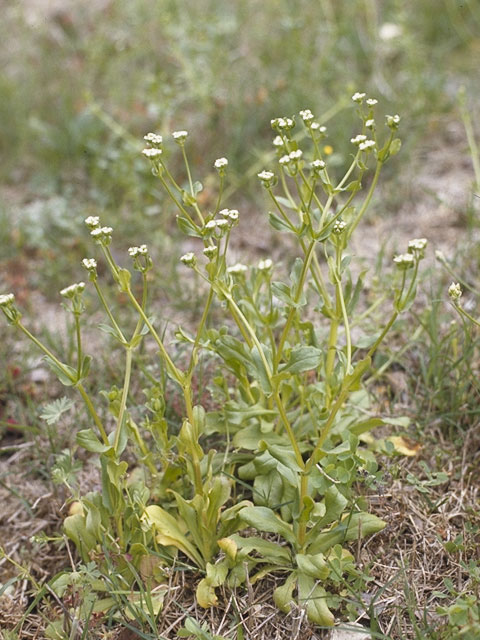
[[388, 436, 421, 456], [196, 577, 218, 608]]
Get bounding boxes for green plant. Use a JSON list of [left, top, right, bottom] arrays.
[[0, 95, 425, 628]]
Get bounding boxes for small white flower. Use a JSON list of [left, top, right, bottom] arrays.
[[203, 245, 218, 259], [393, 253, 414, 268], [386, 114, 401, 129], [143, 133, 163, 145], [227, 263, 248, 274], [352, 92, 366, 103], [91, 226, 113, 244], [82, 258, 97, 271], [60, 282, 86, 298], [366, 98, 378, 107], [289, 150, 303, 160], [142, 147, 163, 158], [448, 282, 462, 301], [258, 170, 274, 181], [408, 238, 427, 251], [228, 209, 239, 223], [0, 293, 15, 306], [216, 219, 229, 230], [128, 245, 149, 258], [85, 216, 100, 229], [359, 140, 376, 151], [214, 157, 228, 169], [311, 159, 326, 170], [271, 117, 295, 131], [379, 22, 403, 41], [172, 130, 188, 142], [273, 135, 284, 147], [205, 220, 217, 231], [299, 109, 315, 122], [365, 119, 375, 129], [180, 252, 196, 267], [219, 208, 230, 218], [310, 122, 326, 133], [351, 134, 367, 146], [279, 155, 290, 165], [333, 220, 347, 234], [258, 258, 273, 271]]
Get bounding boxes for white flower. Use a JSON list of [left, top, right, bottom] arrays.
[[448, 282, 462, 301], [366, 98, 378, 107], [273, 136, 284, 147], [408, 238, 427, 251], [203, 245, 218, 259], [128, 245, 148, 257], [91, 226, 113, 244], [299, 109, 315, 122], [214, 157, 228, 169], [60, 282, 85, 298], [352, 92, 366, 103], [289, 150, 302, 160], [0, 293, 15, 306], [82, 258, 97, 271], [359, 140, 376, 151], [228, 209, 239, 223], [279, 154, 291, 165], [351, 134, 367, 146], [386, 114, 401, 129], [311, 159, 326, 170], [216, 219, 229, 230], [393, 253, 414, 268], [205, 220, 217, 231], [180, 252, 196, 267], [227, 263, 248, 274], [143, 133, 163, 145], [172, 130, 188, 142], [271, 117, 295, 131], [258, 170, 274, 181], [84, 216, 100, 229], [365, 119, 375, 129], [379, 22, 403, 41], [258, 258, 273, 270], [142, 147, 163, 158], [310, 122, 326, 133], [333, 220, 347, 234]]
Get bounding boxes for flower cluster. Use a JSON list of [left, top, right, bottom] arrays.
[[448, 282, 462, 302], [271, 117, 295, 132], [60, 282, 86, 299], [180, 252, 196, 268], [91, 226, 113, 246], [214, 157, 228, 171], [257, 170, 276, 188], [408, 238, 427, 259], [172, 130, 188, 143], [393, 253, 415, 269], [0, 293, 20, 325], [352, 92, 366, 103], [143, 132, 163, 147], [386, 114, 401, 130], [258, 258, 273, 271], [129, 245, 152, 273], [299, 109, 315, 123]]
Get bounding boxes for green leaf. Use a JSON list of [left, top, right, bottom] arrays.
[[176, 215, 203, 238], [116, 268, 131, 292], [238, 506, 296, 545], [143, 505, 204, 567], [76, 428, 111, 453], [40, 397, 74, 425], [280, 345, 322, 374], [63, 513, 97, 560], [268, 212, 295, 233], [390, 138, 402, 156], [297, 573, 334, 626], [231, 534, 291, 564], [308, 512, 386, 554], [296, 552, 330, 580], [273, 572, 297, 613], [43, 357, 76, 386], [80, 354, 92, 379]]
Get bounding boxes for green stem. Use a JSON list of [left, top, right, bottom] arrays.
[[274, 240, 317, 369], [114, 347, 133, 453], [74, 313, 82, 380], [93, 281, 126, 342], [347, 159, 382, 239]]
